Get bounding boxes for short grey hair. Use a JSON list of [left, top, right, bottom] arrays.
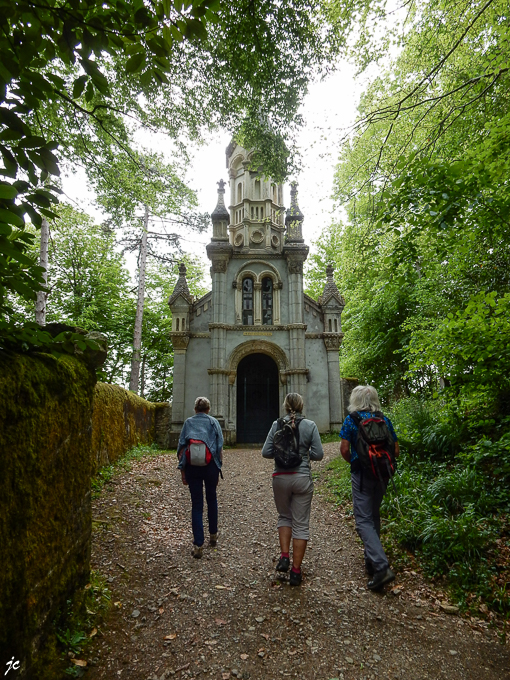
[[348, 385, 381, 413], [283, 392, 304, 414], [194, 396, 211, 412]]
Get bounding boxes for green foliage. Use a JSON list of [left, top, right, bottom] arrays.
[[0, 0, 344, 333], [384, 398, 510, 613], [324, 455, 352, 510], [55, 571, 111, 677], [9, 203, 206, 391], [91, 443, 166, 495]]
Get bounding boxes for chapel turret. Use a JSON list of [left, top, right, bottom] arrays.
[[226, 143, 286, 254]]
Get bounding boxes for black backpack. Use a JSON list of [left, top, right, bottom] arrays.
[[273, 417, 303, 469], [350, 411, 396, 485]]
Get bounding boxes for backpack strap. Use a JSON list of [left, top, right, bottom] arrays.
[[349, 411, 362, 426]]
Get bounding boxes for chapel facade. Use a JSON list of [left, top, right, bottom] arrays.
[[168, 142, 345, 445]]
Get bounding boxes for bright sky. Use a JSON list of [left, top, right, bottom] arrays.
[[61, 61, 366, 284]]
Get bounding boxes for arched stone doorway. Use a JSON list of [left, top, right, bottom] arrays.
[[236, 353, 279, 444]]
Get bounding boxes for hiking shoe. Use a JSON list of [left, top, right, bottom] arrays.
[[191, 544, 203, 559], [209, 533, 218, 547], [289, 569, 302, 586], [364, 558, 375, 577], [276, 556, 290, 572], [367, 567, 395, 590]]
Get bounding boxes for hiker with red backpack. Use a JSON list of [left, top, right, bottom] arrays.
[[339, 385, 400, 590], [177, 397, 224, 559], [262, 393, 324, 586]]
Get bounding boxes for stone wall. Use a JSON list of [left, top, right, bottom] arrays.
[[0, 351, 96, 678], [0, 352, 173, 678], [91, 384, 171, 473], [154, 402, 172, 449]]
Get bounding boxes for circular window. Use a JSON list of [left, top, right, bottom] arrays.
[[271, 234, 279, 248], [234, 233, 244, 247], [250, 229, 264, 244]]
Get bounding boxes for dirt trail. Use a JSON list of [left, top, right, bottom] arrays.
[[86, 445, 510, 680]]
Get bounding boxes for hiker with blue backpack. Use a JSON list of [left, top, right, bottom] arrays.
[[262, 393, 324, 586], [339, 385, 400, 590], [177, 397, 224, 559]]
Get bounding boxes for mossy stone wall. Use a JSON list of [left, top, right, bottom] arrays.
[[91, 383, 170, 473], [0, 351, 96, 677]]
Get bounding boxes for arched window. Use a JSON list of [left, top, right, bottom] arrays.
[[237, 182, 242, 203], [328, 319, 332, 332], [334, 318, 338, 332], [272, 184, 277, 202], [176, 318, 180, 331], [262, 277, 273, 325], [254, 179, 261, 199], [242, 277, 254, 325]]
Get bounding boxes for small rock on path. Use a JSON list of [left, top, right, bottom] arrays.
[[87, 445, 510, 680]]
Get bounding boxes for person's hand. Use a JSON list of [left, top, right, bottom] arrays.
[[181, 470, 188, 486]]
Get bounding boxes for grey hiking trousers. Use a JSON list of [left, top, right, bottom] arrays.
[[272, 473, 314, 540], [351, 470, 390, 572]]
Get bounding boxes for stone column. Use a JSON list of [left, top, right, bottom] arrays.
[[283, 249, 309, 400], [323, 333, 344, 430], [170, 333, 190, 428], [206, 242, 233, 428], [254, 281, 262, 325]]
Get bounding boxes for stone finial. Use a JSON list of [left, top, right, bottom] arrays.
[[169, 262, 193, 306], [285, 182, 304, 242], [320, 263, 345, 307], [211, 179, 230, 222]]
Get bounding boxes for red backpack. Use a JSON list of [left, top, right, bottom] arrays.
[[350, 411, 396, 485], [185, 439, 212, 466]]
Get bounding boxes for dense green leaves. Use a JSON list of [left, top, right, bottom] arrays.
[[1, 0, 343, 339]]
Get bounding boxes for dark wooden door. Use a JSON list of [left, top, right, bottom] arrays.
[[236, 353, 279, 444]]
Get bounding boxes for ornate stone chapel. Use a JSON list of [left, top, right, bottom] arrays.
[[168, 142, 345, 445]]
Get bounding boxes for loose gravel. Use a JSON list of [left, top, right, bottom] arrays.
[[86, 445, 510, 680]]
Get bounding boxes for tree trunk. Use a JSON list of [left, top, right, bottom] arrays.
[[129, 205, 149, 393], [35, 217, 50, 325], [140, 354, 146, 399]]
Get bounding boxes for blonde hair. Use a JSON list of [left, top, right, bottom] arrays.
[[194, 396, 211, 413], [348, 385, 381, 413], [283, 392, 304, 416]]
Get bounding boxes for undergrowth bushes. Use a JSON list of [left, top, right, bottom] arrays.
[[326, 396, 510, 617]]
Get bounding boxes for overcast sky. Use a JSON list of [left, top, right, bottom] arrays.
[[61, 61, 367, 284]]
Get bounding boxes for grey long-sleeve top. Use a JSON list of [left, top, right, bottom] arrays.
[[261, 414, 324, 475]]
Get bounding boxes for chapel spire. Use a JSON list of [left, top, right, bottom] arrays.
[[211, 179, 229, 241], [320, 263, 345, 307], [285, 182, 304, 243], [168, 262, 193, 305]]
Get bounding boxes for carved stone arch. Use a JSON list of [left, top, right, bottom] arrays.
[[236, 269, 257, 288], [234, 260, 282, 286], [257, 269, 279, 284], [227, 340, 289, 384], [234, 261, 282, 326], [229, 153, 244, 173]]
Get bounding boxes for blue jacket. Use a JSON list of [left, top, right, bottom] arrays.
[[177, 412, 223, 470], [339, 411, 398, 470]]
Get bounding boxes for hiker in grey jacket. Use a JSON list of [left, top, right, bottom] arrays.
[[262, 392, 323, 586]]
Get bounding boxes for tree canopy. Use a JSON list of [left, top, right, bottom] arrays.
[[0, 0, 343, 346]]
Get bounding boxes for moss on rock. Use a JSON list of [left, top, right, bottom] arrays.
[[0, 350, 96, 678], [91, 384, 163, 474]]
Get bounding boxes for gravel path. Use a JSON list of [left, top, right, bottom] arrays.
[[86, 445, 510, 680]]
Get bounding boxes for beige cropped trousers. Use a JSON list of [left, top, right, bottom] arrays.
[[272, 473, 314, 540]]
